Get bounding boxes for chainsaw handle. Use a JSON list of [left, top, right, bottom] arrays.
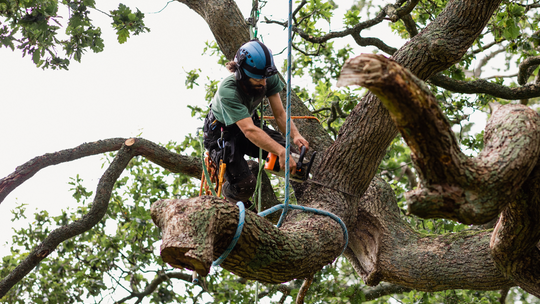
[[297, 146, 306, 171]]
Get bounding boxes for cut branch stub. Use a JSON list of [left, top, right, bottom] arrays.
[[150, 196, 345, 283], [338, 54, 540, 224]]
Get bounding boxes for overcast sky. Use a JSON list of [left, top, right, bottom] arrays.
[[0, 0, 227, 255]]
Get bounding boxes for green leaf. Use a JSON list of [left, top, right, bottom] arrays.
[[117, 28, 129, 44], [32, 50, 40, 64], [503, 19, 520, 40]]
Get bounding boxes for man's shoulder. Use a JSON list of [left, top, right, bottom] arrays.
[[218, 74, 238, 92], [266, 74, 285, 96]]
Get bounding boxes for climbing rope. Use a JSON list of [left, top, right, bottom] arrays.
[[248, 0, 260, 40], [212, 201, 246, 266], [259, 204, 349, 255], [276, 0, 294, 228], [263, 115, 321, 123]]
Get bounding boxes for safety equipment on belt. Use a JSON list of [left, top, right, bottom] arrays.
[[234, 39, 278, 80]]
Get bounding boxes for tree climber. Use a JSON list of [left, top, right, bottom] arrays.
[[203, 40, 309, 205]]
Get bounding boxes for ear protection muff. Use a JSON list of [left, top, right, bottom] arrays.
[[234, 51, 247, 80]]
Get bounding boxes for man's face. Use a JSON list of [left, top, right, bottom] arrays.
[[244, 77, 267, 96]]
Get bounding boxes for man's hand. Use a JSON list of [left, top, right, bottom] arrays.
[[293, 135, 309, 151], [279, 148, 297, 174]]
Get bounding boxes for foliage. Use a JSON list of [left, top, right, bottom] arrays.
[[0, 0, 148, 69], [109, 3, 149, 44]]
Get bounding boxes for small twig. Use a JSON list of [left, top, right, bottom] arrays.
[[295, 274, 314, 304]]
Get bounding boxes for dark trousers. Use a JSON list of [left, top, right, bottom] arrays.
[[203, 111, 285, 202]]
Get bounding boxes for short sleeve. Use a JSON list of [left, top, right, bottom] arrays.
[[218, 94, 251, 126], [266, 74, 285, 96]]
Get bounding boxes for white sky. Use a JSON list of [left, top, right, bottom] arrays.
[[0, 0, 216, 255]]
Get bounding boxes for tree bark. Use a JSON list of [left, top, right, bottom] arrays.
[[151, 196, 347, 283], [345, 176, 514, 291], [338, 54, 540, 225], [336, 53, 540, 295]]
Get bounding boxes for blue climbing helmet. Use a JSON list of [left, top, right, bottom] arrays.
[[234, 40, 278, 80]]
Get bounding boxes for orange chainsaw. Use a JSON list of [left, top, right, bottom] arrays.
[[264, 146, 316, 182]]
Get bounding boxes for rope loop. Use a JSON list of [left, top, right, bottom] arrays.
[[259, 204, 349, 256], [212, 201, 246, 266]]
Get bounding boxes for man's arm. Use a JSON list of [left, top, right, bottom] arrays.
[[267, 93, 309, 150], [236, 117, 296, 172]]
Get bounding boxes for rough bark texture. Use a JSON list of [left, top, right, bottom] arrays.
[[151, 196, 346, 283], [338, 54, 540, 224], [345, 177, 514, 291], [336, 54, 540, 295]]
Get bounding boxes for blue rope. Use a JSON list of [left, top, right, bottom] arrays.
[[212, 201, 246, 266], [259, 204, 349, 256], [277, 0, 294, 228], [212, 201, 348, 266]]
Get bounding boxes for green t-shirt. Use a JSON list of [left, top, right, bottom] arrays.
[[211, 74, 285, 126]]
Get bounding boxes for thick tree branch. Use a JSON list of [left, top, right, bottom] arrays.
[[429, 73, 540, 100], [344, 176, 515, 291], [0, 139, 138, 298], [0, 138, 125, 204], [150, 194, 349, 283], [338, 54, 540, 224], [490, 162, 540, 297]]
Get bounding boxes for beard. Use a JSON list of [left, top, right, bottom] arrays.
[[241, 78, 267, 97]]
